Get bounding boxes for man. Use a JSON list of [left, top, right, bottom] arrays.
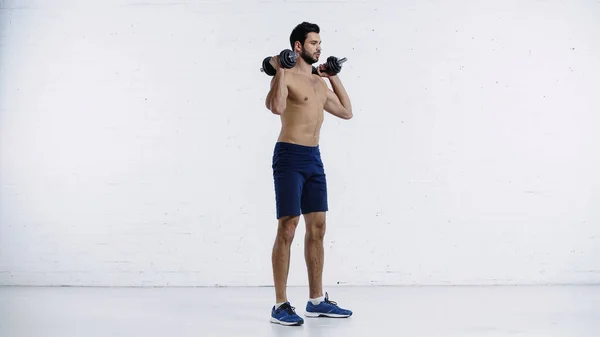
[[265, 22, 353, 326]]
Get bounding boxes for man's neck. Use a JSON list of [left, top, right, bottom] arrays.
[[294, 60, 313, 75]]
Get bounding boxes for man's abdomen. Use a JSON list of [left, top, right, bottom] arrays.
[[278, 108, 324, 146]]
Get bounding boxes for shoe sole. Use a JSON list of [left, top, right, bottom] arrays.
[[270, 317, 304, 326], [305, 312, 352, 318]]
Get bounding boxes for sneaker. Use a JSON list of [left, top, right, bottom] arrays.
[[270, 302, 304, 326], [305, 292, 353, 318]]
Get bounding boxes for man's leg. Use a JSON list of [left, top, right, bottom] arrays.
[[301, 212, 352, 319], [270, 215, 304, 326], [303, 211, 326, 299], [270, 146, 305, 326], [272, 215, 300, 304], [300, 155, 328, 300], [300, 155, 352, 318]]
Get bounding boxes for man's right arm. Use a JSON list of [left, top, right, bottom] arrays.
[[265, 69, 288, 115]]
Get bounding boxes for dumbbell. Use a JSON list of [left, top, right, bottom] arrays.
[[309, 56, 348, 76], [260, 49, 298, 76], [320, 56, 348, 75]]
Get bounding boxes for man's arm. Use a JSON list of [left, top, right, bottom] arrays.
[[265, 69, 288, 115], [322, 75, 353, 120]]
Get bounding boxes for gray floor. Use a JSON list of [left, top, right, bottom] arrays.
[[1, 285, 599, 337]]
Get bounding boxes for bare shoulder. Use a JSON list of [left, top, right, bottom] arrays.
[[313, 74, 329, 89], [313, 74, 326, 83]]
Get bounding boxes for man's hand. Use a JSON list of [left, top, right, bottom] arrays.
[[269, 55, 283, 70], [316, 63, 334, 78]]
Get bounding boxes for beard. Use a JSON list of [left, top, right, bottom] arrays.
[[300, 48, 318, 64]]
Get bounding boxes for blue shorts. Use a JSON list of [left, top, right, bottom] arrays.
[[272, 142, 328, 219]]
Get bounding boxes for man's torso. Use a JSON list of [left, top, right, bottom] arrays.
[[277, 71, 328, 147]]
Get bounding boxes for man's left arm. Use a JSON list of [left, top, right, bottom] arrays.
[[322, 75, 353, 120]]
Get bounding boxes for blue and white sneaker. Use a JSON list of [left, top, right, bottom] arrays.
[[270, 302, 304, 326], [305, 292, 353, 318]]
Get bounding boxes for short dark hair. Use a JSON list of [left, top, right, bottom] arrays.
[[289, 22, 320, 49]]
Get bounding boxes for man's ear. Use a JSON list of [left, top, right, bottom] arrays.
[[293, 41, 302, 52]]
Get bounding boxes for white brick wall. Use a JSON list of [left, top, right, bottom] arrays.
[[1, 0, 599, 286]]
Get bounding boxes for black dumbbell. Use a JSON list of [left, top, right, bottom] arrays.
[[260, 49, 298, 76], [320, 56, 347, 75]]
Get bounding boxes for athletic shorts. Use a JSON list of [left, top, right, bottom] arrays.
[[272, 142, 328, 219]]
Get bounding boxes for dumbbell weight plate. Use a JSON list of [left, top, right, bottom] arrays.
[[261, 57, 276, 76], [326, 56, 346, 75], [279, 49, 298, 69]]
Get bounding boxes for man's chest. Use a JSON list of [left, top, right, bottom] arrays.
[[288, 77, 326, 104]]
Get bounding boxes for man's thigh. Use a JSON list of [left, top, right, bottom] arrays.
[[300, 172, 328, 215], [274, 169, 305, 219]]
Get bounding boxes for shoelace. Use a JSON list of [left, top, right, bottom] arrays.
[[324, 292, 338, 306], [278, 303, 297, 315]]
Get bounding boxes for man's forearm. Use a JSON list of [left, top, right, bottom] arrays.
[[267, 70, 288, 115], [329, 75, 352, 114]]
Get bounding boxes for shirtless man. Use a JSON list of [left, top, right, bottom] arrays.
[[265, 22, 353, 326]]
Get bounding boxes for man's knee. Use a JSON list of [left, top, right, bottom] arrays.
[[277, 216, 300, 244], [306, 214, 326, 240]]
